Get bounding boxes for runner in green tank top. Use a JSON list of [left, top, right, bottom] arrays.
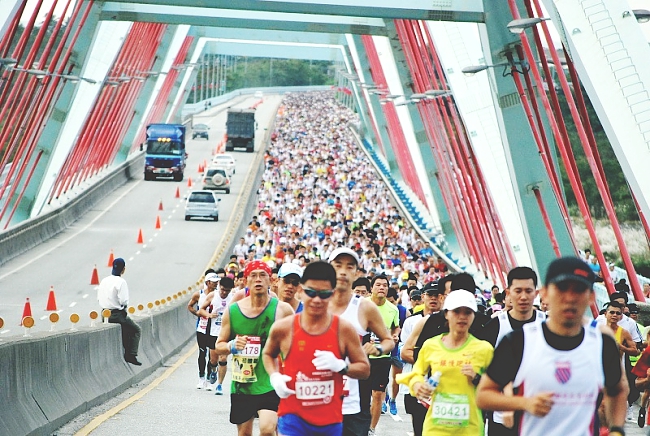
[[216, 260, 294, 436]]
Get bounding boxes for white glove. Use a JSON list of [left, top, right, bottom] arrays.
[[270, 372, 295, 399], [312, 350, 346, 373]]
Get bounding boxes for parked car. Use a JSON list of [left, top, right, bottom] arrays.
[[202, 167, 231, 194], [211, 153, 236, 175], [192, 123, 209, 140], [185, 190, 220, 221]]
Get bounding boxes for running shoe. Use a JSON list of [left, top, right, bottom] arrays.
[[196, 377, 205, 389], [627, 405, 635, 422], [639, 406, 646, 428], [215, 384, 223, 395], [381, 401, 387, 414], [205, 382, 213, 391], [389, 399, 398, 416], [209, 369, 218, 384]]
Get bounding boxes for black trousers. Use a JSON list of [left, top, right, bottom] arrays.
[[108, 309, 141, 357]]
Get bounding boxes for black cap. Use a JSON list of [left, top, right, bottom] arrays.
[[410, 290, 422, 300], [111, 258, 125, 276], [628, 303, 639, 314], [422, 282, 442, 296], [544, 257, 595, 289]]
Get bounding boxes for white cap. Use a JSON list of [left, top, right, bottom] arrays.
[[442, 290, 477, 312], [278, 263, 303, 278], [205, 273, 220, 282], [328, 247, 360, 265]]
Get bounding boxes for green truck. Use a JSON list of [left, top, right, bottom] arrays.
[[225, 108, 256, 153]]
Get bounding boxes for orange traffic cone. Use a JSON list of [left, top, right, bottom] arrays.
[[20, 298, 32, 326], [158, 200, 164, 211], [46, 286, 57, 311], [175, 187, 180, 198], [198, 163, 203, 173], [107, 249, 114, 267], [155, 215, 161, 230], [91, 265, 100, 285], [137, 229, 144, 244], [187, 177, 193, 188]]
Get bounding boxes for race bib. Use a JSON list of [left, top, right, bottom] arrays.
[[231, 336, 262, 383], [342, 375, 350, 397], [431, 393, 470, 428], [198, 317, 208, 330], [295, 380, 335, 402], [242, 336, 261, 357]]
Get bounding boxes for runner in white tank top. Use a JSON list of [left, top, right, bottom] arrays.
[[199, 277, 235, 394], [327, 248, 394, 436], [476, 257, 628, 436]]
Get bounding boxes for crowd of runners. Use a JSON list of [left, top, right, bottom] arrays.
[[185, 92, 647, 436]]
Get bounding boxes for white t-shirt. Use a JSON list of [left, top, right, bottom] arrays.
[[97, 275, 129, 310]]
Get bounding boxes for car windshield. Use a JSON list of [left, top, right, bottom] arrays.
[[214, 156, 230, 161], [205, 169, 226, 177], [194, 124, 208, 130], [146, 140, 182, 155], [188, 192, 215, 203]]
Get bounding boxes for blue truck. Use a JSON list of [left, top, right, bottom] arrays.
[[144, 124, 187, 181]]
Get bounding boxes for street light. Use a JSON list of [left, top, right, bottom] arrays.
[[0, 58, 17, 68], [507, 17, 550, 34], [462, 60, 530, 77], [633, 9, 650, 23]]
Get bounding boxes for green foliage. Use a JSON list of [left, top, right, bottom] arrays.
[[186, 57, 334, 103], [556, 89, 638, 222], [631, 253, 650, 278]]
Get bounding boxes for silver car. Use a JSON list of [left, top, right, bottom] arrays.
[[202, 167, 231, 194], [185, 190, 221, 221]]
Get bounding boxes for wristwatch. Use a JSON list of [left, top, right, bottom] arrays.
[[338, 364, 349, 375], [471, 373, 481, 386], [609, 426, 625, 436], [374, 344, 384, 356]]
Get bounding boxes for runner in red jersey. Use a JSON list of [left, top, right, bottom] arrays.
[[263, 261, 370, 436]]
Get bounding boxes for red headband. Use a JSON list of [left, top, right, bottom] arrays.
[[244, 260, 272, 277]]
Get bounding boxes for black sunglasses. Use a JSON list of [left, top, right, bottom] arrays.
[[303, 288, 334, 299], [283, 277, 301, 286]]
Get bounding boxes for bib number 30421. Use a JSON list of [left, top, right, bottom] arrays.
[[431, 393, 470, 428]]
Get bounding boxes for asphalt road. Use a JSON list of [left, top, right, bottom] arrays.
[[54, 341, 415, 436], [0, 94, 282, 338], [54, 339, 650, 436]]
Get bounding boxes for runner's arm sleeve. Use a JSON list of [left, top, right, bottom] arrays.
[[601, 333, 623, 393], [485, 330, 524, 388]]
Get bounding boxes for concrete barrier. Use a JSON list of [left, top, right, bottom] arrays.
[[0, 153, 144, 267], [0, 302, 196, 436]]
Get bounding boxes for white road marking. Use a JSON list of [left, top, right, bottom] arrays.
[[0, 181, 140, 280], [82, 294, 89, 299], [0, 329, 10, 335], [391, 414, 403, 422], [69, 302, 77, 308], [40, 315, 48, 320]]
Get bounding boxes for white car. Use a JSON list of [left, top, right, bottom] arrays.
[[185, 190, 221, 221], [212, 154, 236, 175]]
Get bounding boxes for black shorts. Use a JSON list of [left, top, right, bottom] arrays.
[[230, 391, 280, 425], [196, 332, 217, 350], [342, 409, 371, 436], [369, 358, 391, 392]]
